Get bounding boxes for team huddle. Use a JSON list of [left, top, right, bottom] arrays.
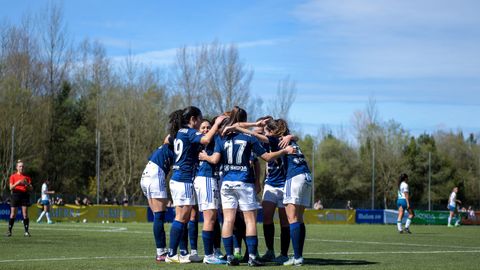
[[140, 106, 312, 266]]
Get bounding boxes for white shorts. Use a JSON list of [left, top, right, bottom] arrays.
[[140, 161, 168, 199], [262, 184, 285, 208], [221, 181, 258, 211], [169, 179, 196, 206], [194, 176, 220, 211], [283, 173, 312, 208]]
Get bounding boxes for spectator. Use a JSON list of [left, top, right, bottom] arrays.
[[122, 197, 129, 206], [55, 197, 64, 206], [112, 197, 119, 205], [468, 206, 475, 218], [103, 197, 110, 205], [313, 199, 323, 210], [346, 200, 353, 210], [82, 197, 92, 206], [75, 197, 82, 206]]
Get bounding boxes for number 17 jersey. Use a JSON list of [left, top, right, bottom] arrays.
[[217, 132, 266, 184]]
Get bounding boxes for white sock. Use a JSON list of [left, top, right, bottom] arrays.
[[448, 216, 452, 225], [405, 218, 411, 228], [37, 211, 46, 222], [397, 221, 402, 231], [46, 212, 51, 222], [157, 248, 164, 256]]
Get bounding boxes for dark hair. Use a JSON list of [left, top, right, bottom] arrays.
[[169, 106, 202, 139], [399, 173, 408, 187], [266, 118, 290, 137], [256, 115, 273, 122], [222, 106, 247, 134], [201, 119, 212, 126]]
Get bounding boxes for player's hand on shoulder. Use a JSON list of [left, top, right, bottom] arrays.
[[285, 145, 296, 155], [198, 150, 208, 160]]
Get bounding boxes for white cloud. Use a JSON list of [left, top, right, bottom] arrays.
[[292, 0, 480, 79]]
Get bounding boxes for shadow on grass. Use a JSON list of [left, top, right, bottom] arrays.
[[304, 258, 377, 266]]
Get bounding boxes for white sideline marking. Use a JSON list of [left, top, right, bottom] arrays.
[[2, 250, 480, 263], [32, 227, 128, 233], [0, 256, 149, 263], [307, 239, 479, 250], [305, 250, 480, 255]]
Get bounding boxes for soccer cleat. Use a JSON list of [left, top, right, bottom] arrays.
[[233, 251, 243, 261], [36, 219, 41, 223], [226, 255, 240, 266], [274, 255, 289, 264], [283, 257, 304, 266], [248, 256, 265, 267], [47, 220, 54, 224], [214, 248, 224, 259], [404, 228, 412, 234], [5, 231, 12, 237], [165, 254, 180, 264], [189, 250, 202, 262], [448, 224, 454, 228], [203, 255, 227, 264], [398, 230, 404, 234], [24, 232, 31, 237], [261, 249, 276, 262], [156, 254, 167, 262], [179, 254, 191, 264]]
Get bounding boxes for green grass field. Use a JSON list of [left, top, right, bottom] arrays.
[[1, 222, 480, 270]]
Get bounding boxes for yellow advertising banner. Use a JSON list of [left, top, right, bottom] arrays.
[[29, 204, 148, 223], [304, 209, 356, 224]]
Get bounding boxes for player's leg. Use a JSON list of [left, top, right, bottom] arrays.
[[222, 208, 238, 265], [22, 204, 30, 236], [37, 204, 46, 223], [7, 205, 17, 236], [45, 204, 53, 223], [262, 201, 276, 260], [278, 206, 290, 262], [397, 204, 405, 232], [404, 208, 414, 233], [188, 206, 200, 261], [149, 198, 168, 261]]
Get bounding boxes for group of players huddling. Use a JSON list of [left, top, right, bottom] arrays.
[[140, 106, 311, 266]]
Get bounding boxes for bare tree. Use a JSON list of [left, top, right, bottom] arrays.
[[269, 76, 297, 120]]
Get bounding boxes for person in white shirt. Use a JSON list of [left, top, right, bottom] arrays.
[[447, 187, 461, 227], [396, 173, 415, 234], [36, 179, 55, 224]]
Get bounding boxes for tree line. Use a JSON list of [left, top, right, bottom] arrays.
[[1, 4, 479, 209]]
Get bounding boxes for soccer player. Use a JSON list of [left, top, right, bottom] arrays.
[[230, 117, 294, 263], [6, 160, 33, 237], [165, 106, 226, 264], [447, 186, 461, 227], [36, 179, 55, 224], [193, 119, 226, 264], [396, 173, 415, 234], [200, 106, 295, 266], [140, 124, 175, 262]]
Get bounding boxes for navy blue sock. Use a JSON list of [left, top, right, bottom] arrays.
[[179, 222, 189, 256], [246, 235, 258, 258], [202, 230, 214, 256], [153, 211, 166, 249], [188, 220, 198, 251], [281, 226, 290, 256], [263, 223, 275, 251], [299, 223, 306, 257], [290, 222, 301, 259], [168, 220, 184, 256], [213, 219, 221, 249], [223, 236, 234, 256], [233, 230, 240, 250]]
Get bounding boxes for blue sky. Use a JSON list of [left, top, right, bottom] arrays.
[[2, 0, 480, 139]]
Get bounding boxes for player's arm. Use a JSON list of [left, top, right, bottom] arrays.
[[404, 192, 410, 209], [260, 146, 295, 162], [278, 134, 298, 148], [225, 124, 269, 143], [199, 151, 221, 165], [200, 116, 227, 145]]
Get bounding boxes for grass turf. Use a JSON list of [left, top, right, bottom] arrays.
[[1, 222, 480, 269]]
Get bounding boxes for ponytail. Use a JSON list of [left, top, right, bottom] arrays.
[[169, 109, 184, 139]]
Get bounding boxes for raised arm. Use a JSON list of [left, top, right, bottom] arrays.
[[260, 146, 295, 162], [200, 115, 227, 145]]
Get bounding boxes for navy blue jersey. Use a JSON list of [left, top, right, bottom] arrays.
[[217, 132, 267, 183], [148, 144, 174, 175], [171, 128, 203, 182], [196, 134, 222, 178], [264, 136, 287, 188], [285, 141, 311, 179]]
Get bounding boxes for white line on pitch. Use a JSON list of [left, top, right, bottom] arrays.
[[0, 256, 150, 263], [304, 239, 479, 249], [304, 250, 480, 255]]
